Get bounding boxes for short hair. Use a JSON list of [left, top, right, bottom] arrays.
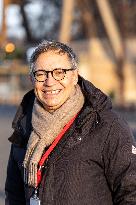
[[29, 40, 78, 74]]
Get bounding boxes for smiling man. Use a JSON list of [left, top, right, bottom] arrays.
[[33, 50, 78, 112], [5, 40, 136, 205]]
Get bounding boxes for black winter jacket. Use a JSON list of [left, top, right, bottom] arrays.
[[5, 76, 136, 205]]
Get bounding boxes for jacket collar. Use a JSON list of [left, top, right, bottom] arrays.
[[78, 75, 112, 112]]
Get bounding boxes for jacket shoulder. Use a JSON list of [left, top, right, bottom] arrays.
[[21, 89, 35, 108], [12, 89, 35, 126], [8, 90, 35, 146], [102, 109, 135, 154]]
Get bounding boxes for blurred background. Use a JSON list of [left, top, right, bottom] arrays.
[[0, 0, 136, 204]]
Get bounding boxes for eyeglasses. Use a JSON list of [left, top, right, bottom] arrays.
[[33, 68, 74, 82]]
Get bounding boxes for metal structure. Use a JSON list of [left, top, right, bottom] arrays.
[[59, 0, 125, 105]]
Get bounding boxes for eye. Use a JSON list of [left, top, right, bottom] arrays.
[[34, 71, 46, 81], [53, 69, 64, 76], [35, 71, 45, 77]]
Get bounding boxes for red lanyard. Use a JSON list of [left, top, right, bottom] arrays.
[[37, 113, 78, 186]]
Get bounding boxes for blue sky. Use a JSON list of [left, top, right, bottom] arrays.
[[0, 0, 42, 39], [6, 4, 26, 39], [0, 0, 25, 38]]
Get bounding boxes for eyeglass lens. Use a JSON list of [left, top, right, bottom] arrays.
[[34, 69, 66, 82]]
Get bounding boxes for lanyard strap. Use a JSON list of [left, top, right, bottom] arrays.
[[37, 113, 78, 186]]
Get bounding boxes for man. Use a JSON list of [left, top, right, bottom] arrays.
[[5, 40, 136, 205]]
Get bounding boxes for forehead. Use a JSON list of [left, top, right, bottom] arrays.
[[35, 50, 72, 70]]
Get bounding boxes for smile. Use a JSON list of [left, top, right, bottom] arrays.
[[42, 89, 61, 95]]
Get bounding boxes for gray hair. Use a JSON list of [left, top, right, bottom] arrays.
[[29, 40, 78, 74]]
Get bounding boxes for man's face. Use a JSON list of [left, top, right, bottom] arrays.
[[32, 51, 78, 112]]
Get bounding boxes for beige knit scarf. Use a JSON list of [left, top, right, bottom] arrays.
[[23, 85, 84, 187]]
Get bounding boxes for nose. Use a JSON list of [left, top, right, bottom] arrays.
[[44, 72, 56, 86]]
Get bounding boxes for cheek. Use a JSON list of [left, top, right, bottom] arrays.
[[34, 83, 44, 98], [35, 83, 42, 90], [61, 81, 75, 95]]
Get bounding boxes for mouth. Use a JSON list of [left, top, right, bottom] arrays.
[[42, 89, 61, 95]]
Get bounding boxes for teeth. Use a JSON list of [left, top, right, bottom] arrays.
[[44, 90, 60, 94]]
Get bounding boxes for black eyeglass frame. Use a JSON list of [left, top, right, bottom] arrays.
[[33, 68, 75, 82]]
